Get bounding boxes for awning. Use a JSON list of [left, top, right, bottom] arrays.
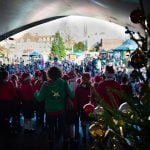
[[29, 51, 41, 57], [113, 39, 138, 51]]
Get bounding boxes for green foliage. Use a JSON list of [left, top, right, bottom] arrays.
[[90, 83, 150, 150], [51, 32, 66, 59], [73, 41, 85, 52], [90, 48, 97, 52]]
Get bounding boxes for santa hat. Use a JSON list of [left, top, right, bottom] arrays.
[[82, 72, 91, 81], [67, 70, 76, 79], [105, 65, 115, 78], [21, 73, 31, 82], [76, 78, 81, 85], [94, 75, 102, 83], [62, 74, 70, 81]]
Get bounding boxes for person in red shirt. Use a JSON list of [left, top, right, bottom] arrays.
[[97, 66, 121, 109], [19, 73, 35, 132], [74, 72, 95, 143], [32, 70, 45, 127], [76, 78, 81, 86], [94, 75, 102, 91], [31, 70, 42, 86], [0, 70, 16, 134]]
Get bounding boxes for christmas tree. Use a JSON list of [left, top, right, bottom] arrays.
[[86, 0, 150, 149]]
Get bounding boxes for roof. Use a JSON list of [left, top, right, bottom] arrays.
[[29, 51, 41, 56], [113, 39, 138, 51]]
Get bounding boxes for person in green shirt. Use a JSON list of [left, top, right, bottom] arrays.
[[34, 66, 74, 145]]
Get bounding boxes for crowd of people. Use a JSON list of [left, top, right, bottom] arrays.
[[0, 58, 148, 148]]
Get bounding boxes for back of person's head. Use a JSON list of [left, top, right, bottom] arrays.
[[20, 72, 31, 83], [41, 70, 47, 81], [0, 67, 6, 72], [102, 74, 106, 80], [130, 70, 138, 81], [105, 65, 115, 73], [121, 76, 128, 84], [35, 70, 41, 78], [82, 72, 91, 82], [11, 74, 18, 81], [0, 70, 9, 84], [105, 65, 115, 79], [47, 66, 62, 81]]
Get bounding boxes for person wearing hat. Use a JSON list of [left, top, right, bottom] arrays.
[[19, 73, 35, 132], [31, 70, 42, 85], [94, 75, 102, 91], [97, 65, 121, 109], [0, 70, 16, 134], [74, 72, 95, 143], [62, 73, 77, 144], [67, 70, 77, 93], [62, 74, 70, 81], [76, 78, 81, 85], [32, 70, 45, 127]]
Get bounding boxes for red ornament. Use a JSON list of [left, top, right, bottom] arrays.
[[130, 9, 145, 24], [83, 103, 95, 114], [76, 78, 81, 85]]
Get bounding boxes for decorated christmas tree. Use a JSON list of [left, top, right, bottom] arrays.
[[85, 0, 150, 149]]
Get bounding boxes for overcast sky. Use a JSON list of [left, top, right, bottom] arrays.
[[12, 16, 129, 41]]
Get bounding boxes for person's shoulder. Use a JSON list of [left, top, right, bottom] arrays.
[[98, 80, 106, 86], [57, 78, 66, 84], [42, 81, 50, 87], [109, 80, 121, 87], [3, 81, 15, 89], [44, 78, 65, 87], [113, 80, 120, 84]]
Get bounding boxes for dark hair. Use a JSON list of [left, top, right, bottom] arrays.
[[54, 57, 58, 61], [0, 67, 6, 71], [35, 71, 39, 78], [105, 66, 114, 74], [0, 71, 9, 85], [130, 70, 138, 79], [11, 74, 18, 81], [41, 70, 47, 81], [121, 76, 128, 84], [47, 67, 62, 81]]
